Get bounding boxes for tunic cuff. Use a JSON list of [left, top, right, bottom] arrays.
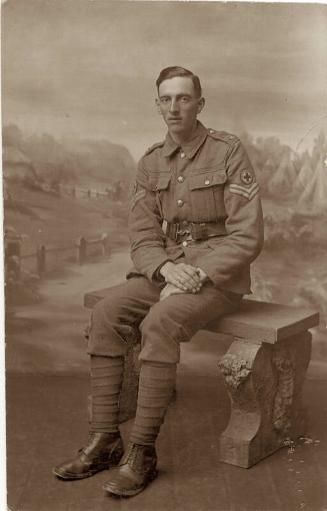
[[153, 259, 174, 282]]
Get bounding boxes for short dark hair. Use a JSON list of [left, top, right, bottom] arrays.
[[156, 66, 202, 98]]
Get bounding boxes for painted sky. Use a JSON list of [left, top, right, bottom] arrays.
[[2, 0, 327, 159]]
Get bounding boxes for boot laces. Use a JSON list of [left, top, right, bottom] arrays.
[[123, 443, 150, 473]]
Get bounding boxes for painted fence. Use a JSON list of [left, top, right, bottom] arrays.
[[5, 233, 110, 279]]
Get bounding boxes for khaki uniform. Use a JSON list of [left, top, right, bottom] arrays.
[[128, 121, 264, 294], [88, 122, 264, 363]]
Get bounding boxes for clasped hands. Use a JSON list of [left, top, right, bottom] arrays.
[[159, 261, 208, 301]]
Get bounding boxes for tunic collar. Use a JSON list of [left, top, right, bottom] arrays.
[[162, 121, 208, 159]]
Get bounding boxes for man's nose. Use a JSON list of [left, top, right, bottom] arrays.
[[169, 98, 179, 113]]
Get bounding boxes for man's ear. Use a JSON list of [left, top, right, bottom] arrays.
[[197, 97, 205, 114]]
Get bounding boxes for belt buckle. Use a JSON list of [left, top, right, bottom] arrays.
[[190, 222, 208, 241], [175, 224, 191, 242]]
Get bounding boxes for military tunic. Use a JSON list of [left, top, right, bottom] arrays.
[[88, 122, 264, 363], [128, 121, 264, 294]]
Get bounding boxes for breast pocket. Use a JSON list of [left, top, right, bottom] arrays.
[[188, 168, 227, 222], [150, 172, 171, 192], [149, 172, 171, 218]]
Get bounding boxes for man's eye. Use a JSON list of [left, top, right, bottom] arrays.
[[160, 98, 170, 104], [180, 97, 189, 103]]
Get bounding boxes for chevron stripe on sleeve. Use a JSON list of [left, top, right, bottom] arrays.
[[229, 182, 259, 200], [130, 189, 146, 210]]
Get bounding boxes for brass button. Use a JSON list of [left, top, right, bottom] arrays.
[[209, 129, 215, 134], [204, 179, 210, 185], [177, 199, 184, 207], [182, 241, 188, 247], [177, 176, 184, 183], [180, 152, 186, 159]]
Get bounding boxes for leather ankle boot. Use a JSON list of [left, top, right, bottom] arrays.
[[103, 442, 157, 497], [53, 432, 124, 480]]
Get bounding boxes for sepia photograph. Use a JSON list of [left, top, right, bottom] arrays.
[[2, 1, 327, 510]]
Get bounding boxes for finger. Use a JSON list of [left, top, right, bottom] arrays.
[[162, 287, 185, 300], [168, 288, 184, 298], [167, 275, 188, 291], [160, 284, 177, 300], [159, 289, 167, 301], [167, 270, 194, 290], [192, 283, 203, 294], [168, 267, 198, 290], [180, 265, 202, 281], [182, 265, 201, 280], [160, 291, 169, 301], [176, 275, 197, 291], [178, 270, 201, 288], [173, 266, 198, 283]]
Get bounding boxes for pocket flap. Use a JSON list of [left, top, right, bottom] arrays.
[[189, 170, 227, 190], [150, 173, 171, 191]]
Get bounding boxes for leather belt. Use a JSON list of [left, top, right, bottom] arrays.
[[166, 221, 226, 242]]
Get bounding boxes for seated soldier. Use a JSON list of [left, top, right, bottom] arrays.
[[53, 66, 264, 497]]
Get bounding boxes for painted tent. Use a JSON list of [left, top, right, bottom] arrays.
[[299, 156, 327, 208], [266, 149, 299, 195]]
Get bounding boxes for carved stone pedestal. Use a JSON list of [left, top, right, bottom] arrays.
[[218, 332, 312, 468]]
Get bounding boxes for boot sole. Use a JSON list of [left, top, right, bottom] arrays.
[[104, 469, 158, 497], [53, 447, 124, 481], [53, 464, 110, 480]]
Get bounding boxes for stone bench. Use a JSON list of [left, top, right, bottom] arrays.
[[84, 288, 319, 469]]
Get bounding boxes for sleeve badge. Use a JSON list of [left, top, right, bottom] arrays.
[[240, 169, 254, 185]]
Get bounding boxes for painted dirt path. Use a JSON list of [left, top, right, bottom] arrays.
[[6, 249, 132, 373]]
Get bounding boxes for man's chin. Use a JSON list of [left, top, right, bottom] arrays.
[[167, 123, 185, 134]]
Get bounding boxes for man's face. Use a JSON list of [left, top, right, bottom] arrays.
[[156, 76, 204, 138]]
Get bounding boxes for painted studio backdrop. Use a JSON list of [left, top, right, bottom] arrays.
[[2, 1, 327, 510]]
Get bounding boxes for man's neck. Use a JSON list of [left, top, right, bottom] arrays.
[[169, 121, 198, 146]]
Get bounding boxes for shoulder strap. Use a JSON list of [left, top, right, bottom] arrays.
[[144, 141, 165, 156], [207, 129, 239, 145]]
